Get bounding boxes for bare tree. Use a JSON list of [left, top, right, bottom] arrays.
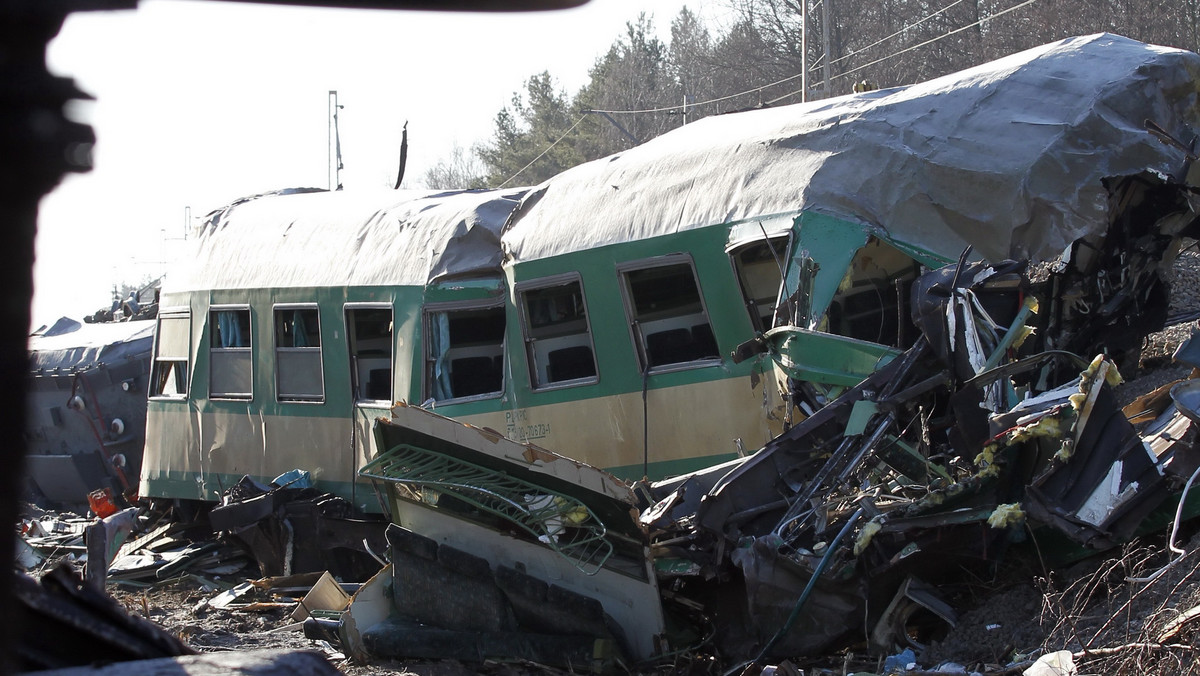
[[422, 143, 487, 190]]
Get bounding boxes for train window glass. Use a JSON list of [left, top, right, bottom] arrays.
[[274, 306, 324, 403], [346, 306, 393, 403], [731, 237, 788, 332], [425, 305, 505, 402], [620, 258, 720, 371], [519, 278, 597, 388], [209, 307, 252, 400], [150, 311, 189, 399]]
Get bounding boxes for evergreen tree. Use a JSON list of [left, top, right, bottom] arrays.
[[476, 72, 587, 187]]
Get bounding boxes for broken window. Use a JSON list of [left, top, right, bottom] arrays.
[[619, 256, 719, 371], [730, 237, 789, 332], [825, 238, 924, 349], [425, 304, 506, 402], [274, 305, 324, 403], [209, 306, 252, 400], [519, 277, 597, 388], [150, 310, 189, 399], [346, 305, 393, 403]]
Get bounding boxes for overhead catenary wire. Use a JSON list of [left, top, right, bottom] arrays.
[[497, 0, 1043, 187], [766, 0, 1043, 105], [587, 0, 1040, 117], [496, 114, 589, 189], [823, 0, 968, 70]]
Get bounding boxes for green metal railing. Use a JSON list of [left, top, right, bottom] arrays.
[[360, 443, 613, 575]]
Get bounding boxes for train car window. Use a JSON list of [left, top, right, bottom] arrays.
[[825, 238, 923, 349], [518, 277, 597, 388], [209, 306, 253, 400], [619, 257, 720, 372], [274, 305, 324, 403], [730, 236, 788, 332], [425, 304, 506, 402], [150, 310, 190, 399], [345, 305, 393, 403]]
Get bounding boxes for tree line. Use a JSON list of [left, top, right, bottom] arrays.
[[424, 0, 1200, 190]]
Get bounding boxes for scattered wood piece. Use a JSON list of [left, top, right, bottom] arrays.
[[114, 522, 173, 560], [1076, 641, 1197, 659], [251, 571, 324, 591], [1158, 603, 1200, 643], [291, 571, 351, 621], [206, 581, 256, 610]]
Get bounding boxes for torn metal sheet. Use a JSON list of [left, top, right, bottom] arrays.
[[636, 249, 1200, 663], [209, 476, 387, 582], [356, 403, 665, 663]]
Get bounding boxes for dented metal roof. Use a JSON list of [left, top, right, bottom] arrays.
[[502, 33, 1200, 264]]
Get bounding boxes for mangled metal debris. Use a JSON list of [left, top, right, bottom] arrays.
[[320, 253, 1200, 670], [342, 403, 664, 668], [209, 471, 388, 583]]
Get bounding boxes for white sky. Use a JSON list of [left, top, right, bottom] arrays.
[[35, 0, 721, 328]]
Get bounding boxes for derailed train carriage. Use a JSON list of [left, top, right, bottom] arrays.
[[142, 33, 1200, 518]]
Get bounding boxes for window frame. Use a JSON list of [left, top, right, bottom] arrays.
[[344, 302, 394, 405], [617, 254, 722, 375], [422, 299, 507, 405], [515, 273, 599, 391], [727, 234, 791, 334], [273, 303, 325, 404], [149, 307, 190, 401], [208, 304, 254, 401]]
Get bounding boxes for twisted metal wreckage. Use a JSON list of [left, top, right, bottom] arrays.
[[234, 35, 1200, 669]]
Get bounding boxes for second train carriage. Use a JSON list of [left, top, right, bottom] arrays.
[[140, 34, 1200, 507]]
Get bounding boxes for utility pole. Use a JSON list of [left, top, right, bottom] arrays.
[[821, 0, 832, 98], [328, 90, 344, 191], [801, 0, 808, 102]]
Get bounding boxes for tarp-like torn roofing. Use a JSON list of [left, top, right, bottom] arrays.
[[502, 34, 1200, 264], [168, 188, 527, 292], [28, 319, 155, 373]]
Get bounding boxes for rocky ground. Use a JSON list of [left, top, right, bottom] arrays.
[[53, 246, 1200, 675]]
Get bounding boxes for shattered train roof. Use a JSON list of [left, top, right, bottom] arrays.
[[503, 33, 1200, 264], [28, 319, 154, 374], [168, 188, 527, 292]]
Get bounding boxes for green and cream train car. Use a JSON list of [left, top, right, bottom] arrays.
[[139, 187, 795, 508], [140, 34, 1200, 508]]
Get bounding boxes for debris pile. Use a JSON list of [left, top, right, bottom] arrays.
[[316, 247, 1200, 673], [630, 252, 1200, 668]]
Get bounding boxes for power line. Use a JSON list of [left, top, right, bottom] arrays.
[[497, 115, 589, 189], [495, 0, 1044, 185], [827, 0, 968, 69], [590, 0, 1038, 116], [586, 75, 802, 116], [766, 0, 1043, 105]]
